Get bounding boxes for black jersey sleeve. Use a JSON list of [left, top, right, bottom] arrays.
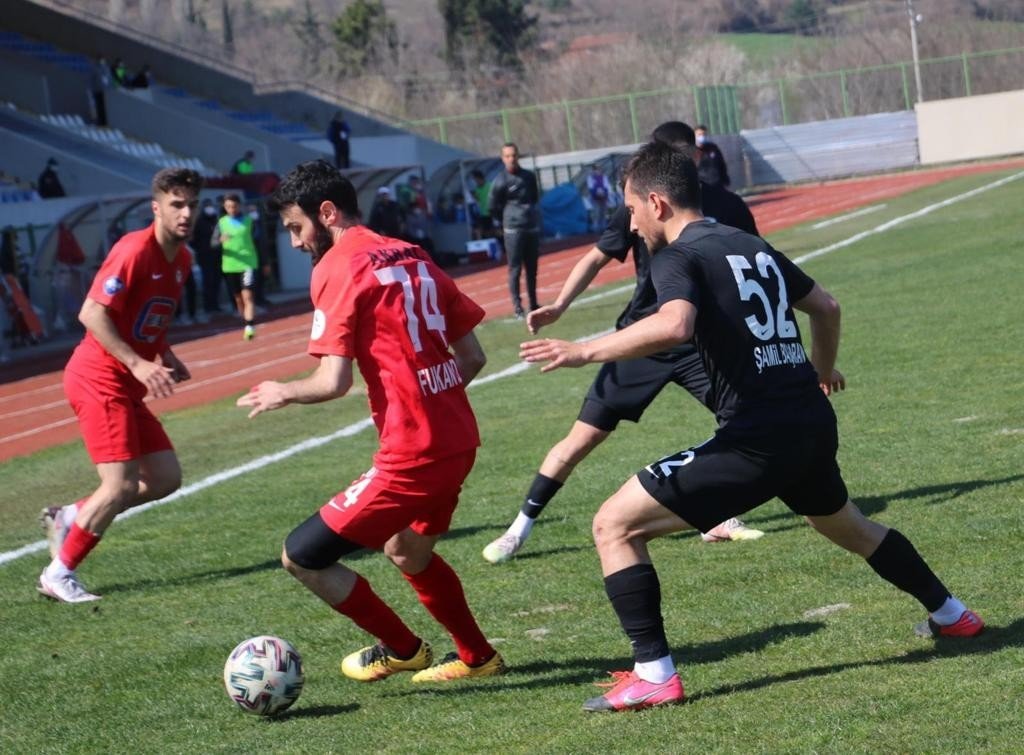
[[650, 244, 701, 310], [765, 244, 815, 303], [595, 205, 633, 262]]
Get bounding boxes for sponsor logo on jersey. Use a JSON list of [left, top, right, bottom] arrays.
[[103, 276, 125, 295], [310, 309, 326, 340], [133, 297, 177, 343]]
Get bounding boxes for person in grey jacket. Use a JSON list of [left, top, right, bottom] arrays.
[[489, 143, 541, 318]]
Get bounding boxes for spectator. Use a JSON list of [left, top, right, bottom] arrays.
[[585, 163, 612, 231], [90, 56, 113, 126], [695, 125, 730, 188], [37, 158, 66, 199], [110, 58, 129, 88], [368, 186, 405, 239], [404, 205, 436, 261], [176, 246, 199, 326], [129, 64, 152, 89], [468, 169, 491, 240], [488, 142, 541, 319], [192, 198, 223, 315], [230, 150, 256, 176], [326, 111, 351, 169]]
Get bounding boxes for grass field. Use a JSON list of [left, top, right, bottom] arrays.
[[2, 169, 1023, 753]]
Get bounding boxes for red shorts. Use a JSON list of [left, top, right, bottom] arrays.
[[64, 369, 173, 463], [318, 450, 476, 549]]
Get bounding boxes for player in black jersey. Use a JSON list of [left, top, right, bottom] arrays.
[[483, 122, 762, 565], [521, 140, 983, 712]]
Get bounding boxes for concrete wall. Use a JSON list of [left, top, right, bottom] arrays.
[[917, 89, 1024, 165]]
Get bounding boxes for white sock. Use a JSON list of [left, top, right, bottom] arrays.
[[930, 596, 967, 625], [44, 558, 73, 580], [634, 656, 676, 684], [507, 511, 535, 540], [61, 504, 79, 528]]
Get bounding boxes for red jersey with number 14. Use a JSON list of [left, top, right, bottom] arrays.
[[307, 226, 484, 470], [66, 224, 190, 399]]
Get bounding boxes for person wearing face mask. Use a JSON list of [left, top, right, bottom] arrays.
[[694, 125, 730, 189], [192, 198, 223, 315]]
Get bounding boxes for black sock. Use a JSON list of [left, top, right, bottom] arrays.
[[866, 529, 950, 612], [521, 474, 563, 519], [245, 319, 254, 327], [604, 563, 669, 662]]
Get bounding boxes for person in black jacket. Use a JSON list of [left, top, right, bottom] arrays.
[[695, 125, 730, 188], [488, 143, 541, 319], [326, 111, 351, 169], [38, 158, 66, 199]]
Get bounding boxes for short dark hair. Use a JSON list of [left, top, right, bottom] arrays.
[[223, 192, 242, 204], [650, 121, 696, 152], [151, 167, 203, 198], [269, 159, 359, 219], [502, 142, 519, 152], [623, 141, 701, 211], [470, 169, 484, 180], [695, 124, 708, 131]]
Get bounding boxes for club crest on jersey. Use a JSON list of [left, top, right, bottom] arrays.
[[310, 309, 326, 340], [176, 269, 184, 283], [103, 276, 125, 296]]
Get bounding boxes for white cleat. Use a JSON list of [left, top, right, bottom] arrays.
[[482, 532, 523, 564], [701, 517, 764, 543], [37, 570, 101, 603], [40, 506, 72, 558]]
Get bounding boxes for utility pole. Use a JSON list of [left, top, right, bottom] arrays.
[[906, 0, 924, 103]]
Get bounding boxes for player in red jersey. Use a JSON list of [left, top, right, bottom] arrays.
[[38, 168, 203, 603], [238, 160, 504, 683]]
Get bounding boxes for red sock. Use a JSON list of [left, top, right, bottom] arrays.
[[332, 575, 420, 659], [403, 555, 494, 666], [59, 523, 101, 570]]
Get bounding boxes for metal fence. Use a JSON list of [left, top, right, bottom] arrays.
[[408, 46, 1024, 155]]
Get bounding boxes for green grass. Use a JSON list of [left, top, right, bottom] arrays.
[[2, 169, 1024, 753]]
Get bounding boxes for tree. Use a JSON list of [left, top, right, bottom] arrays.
[[332, 0, 398, 76], [438, 0, 537, 70]]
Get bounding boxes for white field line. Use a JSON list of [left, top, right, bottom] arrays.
[[811, 204, 886, 229], [793, 171, 1024, 264], [3, 171, 1019, 567]]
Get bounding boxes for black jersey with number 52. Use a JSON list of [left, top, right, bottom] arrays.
[[651, 220, 827, 433]]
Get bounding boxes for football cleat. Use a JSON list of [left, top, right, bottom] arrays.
[[914, 609, 985, 639], [583, 670, 684, 712], [37, 570, 101, 603], [340, 640, 432, 682], [40, 505, 72, 559], [482, 532, 523, 564], [243, 325, 256, 341], [410, 651, 506, 683], [701, 517, 764, 543]]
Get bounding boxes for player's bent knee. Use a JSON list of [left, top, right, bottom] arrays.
[[284, 513, 363, 571]]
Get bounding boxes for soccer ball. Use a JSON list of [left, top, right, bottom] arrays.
[[223, 635, 305, 716]]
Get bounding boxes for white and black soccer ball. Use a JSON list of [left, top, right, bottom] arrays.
[[223, 635, 305, 716]]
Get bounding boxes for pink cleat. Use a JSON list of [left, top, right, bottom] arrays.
[[583, 670, 685, 712]]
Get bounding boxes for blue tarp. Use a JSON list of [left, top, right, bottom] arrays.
[[540, 183, 589, 238]]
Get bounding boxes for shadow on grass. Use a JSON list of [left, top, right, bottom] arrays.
[[690, 616, 1024, 703], [264, 703, 359, 722], [381, 620, 825, 699]]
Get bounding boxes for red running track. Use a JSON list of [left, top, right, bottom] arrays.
[[2, 159, 1022, 462]]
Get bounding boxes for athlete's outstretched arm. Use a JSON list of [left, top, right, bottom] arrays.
[[521, 299, 694, 372], [793, 283, 845, 395], [451, 330, 486, 385], [238, 355, 352, 418], [79, 297, 176, 398], [526, 246, 612, 335]]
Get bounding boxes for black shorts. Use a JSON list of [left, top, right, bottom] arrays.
[[578, 347, 710, 431], [636, 421, 849, 533], [223, 269, 255, 296]]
